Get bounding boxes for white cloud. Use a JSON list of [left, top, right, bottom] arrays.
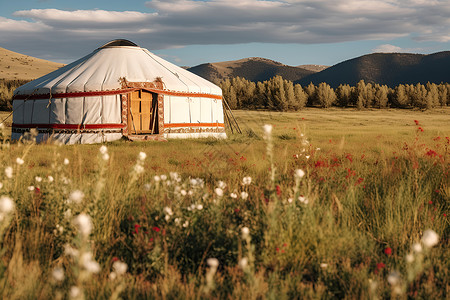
[[372, 44, 403, 53], [0, 1, 449, 61]]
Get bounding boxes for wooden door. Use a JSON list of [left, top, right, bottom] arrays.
[[128, 90, 158, 134]]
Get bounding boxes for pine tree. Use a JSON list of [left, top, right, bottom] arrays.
[[316, 82, 336, 108], [336, 84, 352, 107], [294, 84, 307, 110]]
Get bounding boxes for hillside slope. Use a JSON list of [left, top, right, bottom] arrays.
[[297, 51, 450, 87], [187, 57, 316, 83], [0, 47, 64, 80]]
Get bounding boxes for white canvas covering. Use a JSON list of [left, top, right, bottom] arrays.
[[12, 39, 226, 144]]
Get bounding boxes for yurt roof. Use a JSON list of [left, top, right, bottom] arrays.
[[14, 39, 222, 97]]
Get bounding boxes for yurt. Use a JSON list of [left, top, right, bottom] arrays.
[[12, 39, 226, 144]]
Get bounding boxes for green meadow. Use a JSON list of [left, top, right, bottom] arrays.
[[0, 108, 448, 299]]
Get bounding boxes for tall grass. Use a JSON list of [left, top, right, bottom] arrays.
[[0, 110, 448, 299], [0, 79, 29, 110]]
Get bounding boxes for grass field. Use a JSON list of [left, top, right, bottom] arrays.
[[0, 108, 448, 299]]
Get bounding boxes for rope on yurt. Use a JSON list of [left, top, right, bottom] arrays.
[[0, 87, 40, 127], [222, 98, 242, 134]]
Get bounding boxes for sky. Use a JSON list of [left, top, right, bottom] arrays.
[[0, 0, 449, 67]]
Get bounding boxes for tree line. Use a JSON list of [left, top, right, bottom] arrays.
[[220, 76, 450, 110]]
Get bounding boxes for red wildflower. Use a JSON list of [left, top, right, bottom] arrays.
[[355, 177, 364, 185], [426, 150, 438, 157], [112, 257, 119, 262], [283, 243, 288, 247], [417, 127, 424, 132], [240, 156, 247, 161], [345, 153, 353, 163], [234, 208, 240, 213], [376, 262, 386, 269], [414, 120, 420, 125], [384, 247, 392, 256], [428, 200, 433, 205], [315, 161, 327, 168], [276, 247, 280, 253], [444, 213, 447, 217], [134, 224, 141, 234], [152, 226, 161, 232], [276, 185, 282, 196], [34, 187, 41, 194]]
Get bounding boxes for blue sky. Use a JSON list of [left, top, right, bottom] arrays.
[[0, 0, 449, 67]]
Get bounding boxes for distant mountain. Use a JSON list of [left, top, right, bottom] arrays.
[[0, 47, 65, 80], [297, 51, 450, 88], [187, 57, 316, 84]]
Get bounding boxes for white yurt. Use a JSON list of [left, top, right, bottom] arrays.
[[12, 39, 226, 144]]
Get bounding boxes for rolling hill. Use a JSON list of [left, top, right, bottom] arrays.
[[296, 51, 450, 88], [0, 47, 64, 80], [187, 57, 317, 84]]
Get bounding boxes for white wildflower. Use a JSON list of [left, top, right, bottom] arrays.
[[218, 181, 226, 189], [102, 153, 110, 161], [68, 190, 84, 204], [164, 206, 173, 216], [160, 174, 167, 181], [35, 176, 42, 183], [181, 189, 187, 196], [183, 220, 189, 228], [175, 218, 180, 225], [80, 252, 100, 274], [138, 152, 147, 161], [169, 172, 178, 180], [320, 263, 328, 269], [305, 155, 310, 160], [288, 197, 293, 203], [64, 244, 79, 257], [190, 204, 196, 210], [165, 215, 170, 221], [230, 192, 238, 199], [134, 164, 144, 174], [263, 124, 273, 135], [99, 145, 107, 154], [154, 175, 161, 182], [0, 182, 2, 189], [406, 253, 414, 263], [239, 257, 248, 270], [207, 258, 219, 270], [298, 196, 309, 204], [197, 204, 203, 210], [16, 157, 24, 165], [295, 169, 305, 178], [5, 167, 13, 179], [70, 286, 81, 299], [422, 229, 439, 248], [113, 261, 128, 275], [144, 183, 151, 191], [215, 188, 224, 197], [412, 243, 422, 253], [52, 267, 65, 282], [109, 272, 117, 280], [242, 176, 252, 185], [27, 186, 35, 191], [241, 227, 250, 239], [387, 271, 401, 286], [0, 196, 14, 213], [47, 175, 54, 183], [190, 178, 198, 186], [188, 190, 193, 196], [63, 158, 69, 165], [316, 148, 321, 151], [241, 191, 249, 200], [73, 213, 93, 237]]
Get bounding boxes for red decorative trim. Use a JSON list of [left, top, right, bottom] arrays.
[[13, 88, 222, 100], [13, 89, 134, 100], [164, 123, 225, 128], [12, 123, 125, 129]]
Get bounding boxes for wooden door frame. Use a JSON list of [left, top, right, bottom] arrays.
[[120, 80, 165, 138]]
